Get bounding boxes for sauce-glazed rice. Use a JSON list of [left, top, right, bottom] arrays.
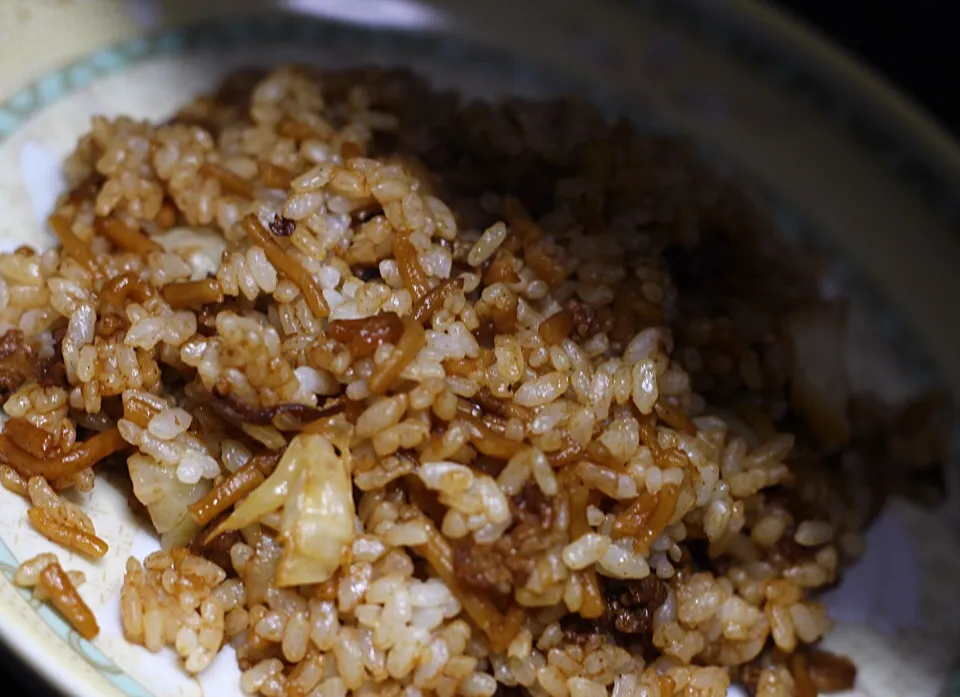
[[0, 65, 943, 697]]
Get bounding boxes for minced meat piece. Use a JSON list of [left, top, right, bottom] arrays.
[[452, 485, 565, 595], [605, 576, 669, 636]]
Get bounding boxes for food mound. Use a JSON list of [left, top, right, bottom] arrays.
[[1, 65, 940, 697]]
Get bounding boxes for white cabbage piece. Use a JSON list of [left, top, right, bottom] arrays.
[[211, 434, 355, 587], [128, 453, 210, 546]]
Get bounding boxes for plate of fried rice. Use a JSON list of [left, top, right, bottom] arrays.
[[0, 2, 959, 697]]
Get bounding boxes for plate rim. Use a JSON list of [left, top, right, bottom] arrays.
[[647, 0, 960, 194]]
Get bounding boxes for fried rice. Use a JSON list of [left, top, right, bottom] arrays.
[[0, 65, 946, 697]]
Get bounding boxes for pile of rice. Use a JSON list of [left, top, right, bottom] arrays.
[[0, 65, 944, 697]]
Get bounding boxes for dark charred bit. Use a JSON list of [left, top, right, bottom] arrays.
[[453, 544, 514, 595], [188, 509, 240, 574], [196, 303, 221, 335], [760, 490, 829, 564], [474, 319, 496, 349], [686, 538, 731, 575], [354, 266, 381, 282], [36, 357, 67, 389], [208, 388, 344, 426], [603, 576, 668, 639], [36, 324, 69, 389], [0, 372, 24, 395], [510, 483, 555, 529], [773, 528, 808, 565], [770, 517, 828, 566], [453, 484, 564, 596], [611, 599, 655, 635], [451, 532, 537, 596], [402, 472, 447, 526], [618, 576, 669, 608], [0, 329, 26, 362], [472, 387, 532, 422], [560, 613, 609, 645], [51, 324, 68, 348], [98, 450, 129, 473], [566, 299, 613, 341], [0, 329, 36, 396], [269, 213, 296, 237], [93, 396, 124, 424], [493, 684, 532, 697]]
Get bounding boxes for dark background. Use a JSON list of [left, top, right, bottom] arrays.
[[1, 0, 957, 694], [784, 0, 959, 135]]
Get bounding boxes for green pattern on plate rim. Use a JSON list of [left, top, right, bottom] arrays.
[[0, 559, 151, 696], [0, 10, 957, 697]]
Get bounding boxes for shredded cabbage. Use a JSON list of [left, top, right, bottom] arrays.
[[210, 434, 355, 586], [128, 453, 209, 548]]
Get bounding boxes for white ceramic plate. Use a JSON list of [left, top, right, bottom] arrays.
[[1, 2, 958, 696]]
